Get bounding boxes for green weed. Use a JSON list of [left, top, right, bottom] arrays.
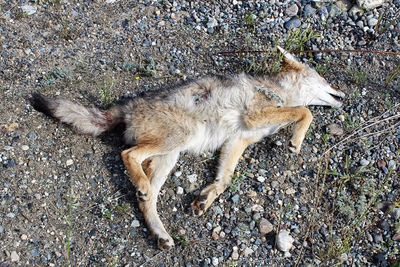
[[60, 20, 79, 41], [171, 232, 189, 247], [100, 195, 132, 220], [322, 133, 330, 144], [49, 178, 79, 267], [99, 77, 115, 108], [385, 62, 400, 86], [229, 171, 247, 192], [343, 112, 354, 130], [322, 153, 399, 261], [374, 9, 399, 35], [244, 12, 257, 32], [315, 65, 328, 75], [238, 24, 319, 75], [347, 69, 367, 85], [137, 57, 158, 77], [283, 26, 320, 55]]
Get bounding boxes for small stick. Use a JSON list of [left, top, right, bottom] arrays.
[[218, 49, 400, 56]]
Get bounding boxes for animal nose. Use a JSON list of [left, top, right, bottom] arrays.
[[328, 86, 346, 99], [330, 86, 345, 96]]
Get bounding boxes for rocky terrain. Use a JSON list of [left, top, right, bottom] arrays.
[[0, 0, 399, 266]]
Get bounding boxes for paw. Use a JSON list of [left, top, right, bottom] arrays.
[[136, 186, 152, 202], [157, 235, 174, 250], [191, 185, 221, 216], [191, 194, 208, 216], [288, 140, 301, 154]]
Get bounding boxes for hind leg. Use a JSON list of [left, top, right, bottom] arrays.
[[139, 152, 179, 249], [192, 137, 258, 216], [121, 134, 175, 202]]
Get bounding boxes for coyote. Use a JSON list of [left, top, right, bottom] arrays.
[[30, 47, 344, 249]]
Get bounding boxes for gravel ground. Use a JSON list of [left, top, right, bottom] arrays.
[[1, 0, 400, 266]]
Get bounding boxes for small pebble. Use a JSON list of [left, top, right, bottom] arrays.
[[211, 257, 218, 266], [21, 5, 37, 15], [244, 247, 254, 256], [187, 174, 197, 183], [176, 186, 184, 195], [285, 4, 299, 16], [131, 220, 140, 228], [231, 194, 239, 204], [285, 188, 296, 195], [257, 176, 265, 183], [328, 123, 344, 136], [231, 246, 239, 260]]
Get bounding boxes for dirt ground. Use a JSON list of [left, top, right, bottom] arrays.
[[1, 1, 399, 266]]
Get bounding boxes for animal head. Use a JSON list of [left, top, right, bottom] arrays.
[[276, 46, 345, 107]]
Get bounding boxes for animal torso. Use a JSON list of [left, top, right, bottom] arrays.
[[122, 74, 288, 154]]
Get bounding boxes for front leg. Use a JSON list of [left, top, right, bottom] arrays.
[[192, 137, 258, 216], [243, 106, 313, 153]]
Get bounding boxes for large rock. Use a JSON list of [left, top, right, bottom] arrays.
[[259, 218, 273, 234], [357, 0, 385, 9]]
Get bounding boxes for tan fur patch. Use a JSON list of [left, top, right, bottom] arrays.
[[280, 57, 305, 73]]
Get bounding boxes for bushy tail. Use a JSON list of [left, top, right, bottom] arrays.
[[30, 93, 123, 136]]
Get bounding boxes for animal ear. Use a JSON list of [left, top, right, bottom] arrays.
[[277, 46, 305, 71]]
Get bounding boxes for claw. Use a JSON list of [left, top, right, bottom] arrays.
[[157, 237, 174, 250]]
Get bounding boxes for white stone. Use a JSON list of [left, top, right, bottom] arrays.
[[285, 4, 299, 16], [21, 5, 37, 15], [187, 174, 197, 183], [340, 253, 348, 262], [212, 256, 219, 266], [277, 230, 294, 252], [257, 176, 265, 183], [251, 204, 264, 212], [368, 17, 378, 27], [285, 188, 296, 195], [357, 0, 384, 9], [231, 246, 239, 260], [66, 159, 73, 166], [360, 158, 370, 166], [349, 5, 364, 16], [207, 18, 218, 28], [244, 247, 254, 256], [131, 220, 140, 228], [10, 251, 19, 262], [176, 186, 184, 195], [21, 145, 29, 151]]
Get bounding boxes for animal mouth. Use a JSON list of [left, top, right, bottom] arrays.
[[330, 93, 344, 103]]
